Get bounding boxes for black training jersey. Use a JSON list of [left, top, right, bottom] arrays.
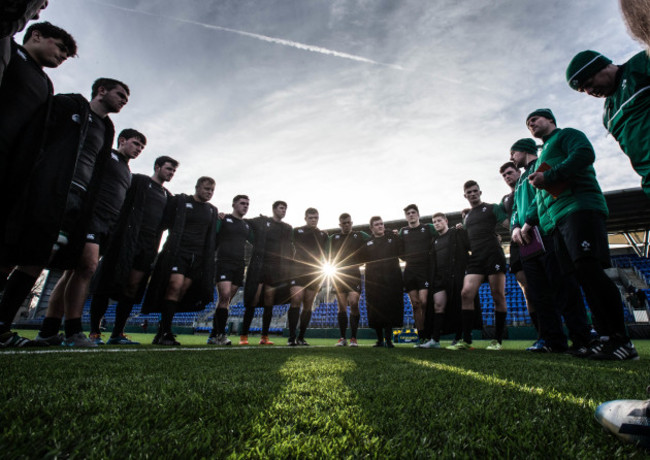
[[399, 223, 437, 267], [433, 230, 451, 271], [179, 198, 214, 254], [293, 226, 328, 264], [463, 202, 507, 253], [92, 150, 132, 224], [0, 41, 52, 156], [329, 231, 370, 268], [140, 179, 168, 236], [216, 214, 251, 263], [70, 111, 105, 192], [265, 219, 286, 261]]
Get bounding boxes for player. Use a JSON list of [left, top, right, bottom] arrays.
[[208, 195, 252, 346], [241, 201, 293, 345], [362, 216, 403, 348], [287, 208, 328, 346], [85, 155, 177, 345], [141, 177, 218, 346], [399, 204, 437, 346], [329, 213, 369, 347], [0, 78, 128, 347], [447, 181, 508, 351]]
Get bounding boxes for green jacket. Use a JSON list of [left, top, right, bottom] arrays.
[[604, 51, 650, 194], [526, 128, 608, 234], [510, 158, 555, 234]]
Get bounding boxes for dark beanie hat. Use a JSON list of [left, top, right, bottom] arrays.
[[566, 50, 612, 91], [510, 138, 537, 155], [526, 108, 556, 126]]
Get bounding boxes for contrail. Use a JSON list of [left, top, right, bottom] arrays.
[[88, 0, 406, 71]]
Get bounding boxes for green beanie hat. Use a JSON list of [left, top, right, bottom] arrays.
[[526, 108, 556, 126], [566, 50, 612, 91], [510, 138, 537, 155]]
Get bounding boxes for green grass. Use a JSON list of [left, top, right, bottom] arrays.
[[1, 333, 649, 459]]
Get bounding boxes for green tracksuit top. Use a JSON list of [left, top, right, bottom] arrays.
[[526, 128, 608, 234], [604, 51, 650, 196]]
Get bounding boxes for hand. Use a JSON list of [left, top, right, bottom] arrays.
[[528, 172, 546, 189], [218, 212, 225, 219], [511, 227, 524, 246], [520, 223, 533, 245], [455, 223, 463, 230]]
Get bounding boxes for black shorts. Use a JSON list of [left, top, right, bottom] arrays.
[[131, 233, 159, 272], [509, 242, 523, 273], [403, 265, 430, 292], [554, 210, 611, 272], [261, 258, 284, 287], [432, 273, 452, 293], [170, 251, 204, 280], [86, 212, 118, 248], [290, 262, 322, 290], [466, 247, 507, 276], [332, 266, 362, 294], [216, 261, 245, 286]]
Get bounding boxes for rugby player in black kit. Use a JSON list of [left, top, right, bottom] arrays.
[[87, 156, 178, 345], [448, 180, 509, 351], [0, 78, 128, 348], [241, 201, 293, 345], [399, 204, 438, 346], [329, 213, 369, 347], [142, 177, 218, 346], [208, 195, 252, 346], [39, 128, 145, 347], [288, 208, 328, 346]]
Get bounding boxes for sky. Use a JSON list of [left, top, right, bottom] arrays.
[[25, 0, 645, 229]]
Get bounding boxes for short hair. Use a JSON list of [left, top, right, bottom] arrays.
[[339, 213, 351, 221], [196, 176, 215, 187], [305, 207, 318, 216], [23, 22, 77, 57], [369, 216, 383, 226], [154, 155, 179, 169], [272, 200, 287, 209], [432, 212, 447, 220], [499, 161, 517, 174], [117, 128, 146, 148], [91, 78, 130, 99], [403, 204, 419, 214], [232, 194, 249, 204], [463, 180, 479, 191]]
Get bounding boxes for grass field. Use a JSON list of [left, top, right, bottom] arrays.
[[1, 331, 649, 459]]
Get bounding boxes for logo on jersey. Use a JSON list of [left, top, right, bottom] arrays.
[[171, 266, 179, 272], [353, 234, 358, 238], [297, 229, 304, 234], [403, 229, 409, 235], [367, 241, 374, 246], [86, 234, 96, 240], [220, 275, 226, 280], [186, 203, 193, 209], [424, 281, 429, 288], [420, 227, 425, 232], [226, 218, 233, 223], [335, 235, 341, 240], [482, 207, 487, 212], [266, 222, 270, 227], [581, 240, 591, 251], [388, 238, 393, 243]]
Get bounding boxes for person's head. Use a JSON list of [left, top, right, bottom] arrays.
[[338, 213, 352, 234], [272, 200, 287, 220], [369, 216, 385, 237], [526, 108, 556, 139], [194, 176, 215, 203], [304, 207, 319, 228], [91, 78, 130, 114], [566, 50, 617, 97], [509, 138, 538, 168], [499, 161, 520, 189], [431, 212, 448, 233], [463, 180, 482, 207], [153, 156, 178, 183], [23, 22, 77, 68], [232, 194, 250, 218], [403, 204, 420, 225], [116, 128, 146, 160]]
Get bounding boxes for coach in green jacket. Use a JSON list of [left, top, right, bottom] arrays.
[[566, 50, 650, 198], [522, 108, 637, 361]]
